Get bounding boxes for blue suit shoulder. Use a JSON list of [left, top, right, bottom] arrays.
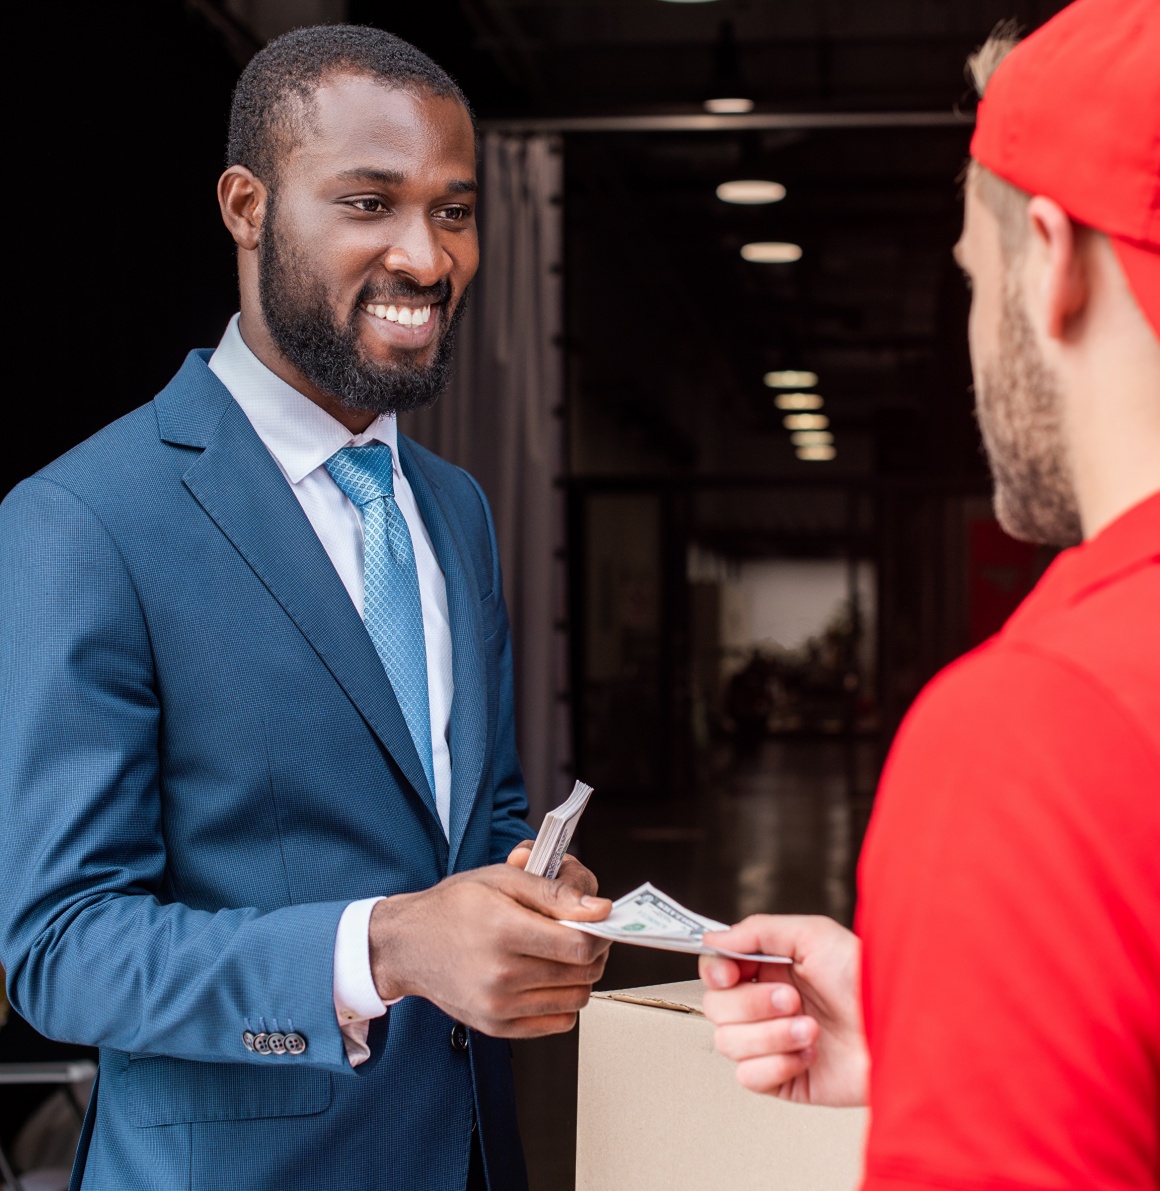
[[4, 351, 224, 521], [8, 401, 165, 506]]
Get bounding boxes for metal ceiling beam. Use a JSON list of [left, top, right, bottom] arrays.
[[480, 110, 971, 133]]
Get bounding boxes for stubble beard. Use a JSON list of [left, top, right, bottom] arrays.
[[975, 282, 1084, 548], [257, 200, 467, 417]]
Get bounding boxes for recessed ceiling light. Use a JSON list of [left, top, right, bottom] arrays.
[[741, 242, 802, 263], [783, 413, 829, 431], [774, 392, 824, 411], [704, 97, 754, 113], [716, 180, 786, 204], [796, 444, 837, 461], [791, 430, 834, 446], [764, 370, 818, 388]]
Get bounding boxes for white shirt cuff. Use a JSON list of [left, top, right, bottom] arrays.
[[333, 896, 394, 1068]]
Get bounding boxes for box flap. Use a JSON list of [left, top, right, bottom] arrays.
[[593, 979, 706, 1015]]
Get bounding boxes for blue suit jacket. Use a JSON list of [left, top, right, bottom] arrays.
[[0, 352, 532, 1191]]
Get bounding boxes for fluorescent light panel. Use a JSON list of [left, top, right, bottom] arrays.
[[704, 97, 754, 113], [783, 413, 829, 430], [791, 430, 834, 446], [741, 241, 802, 263], [796, 444, 836, 461], [716, 180, 785, 204], [774, 392, 824, 411], [764, 370, 818, 388]]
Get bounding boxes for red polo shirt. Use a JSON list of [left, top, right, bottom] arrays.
[[858, 491, 1160, 1190]]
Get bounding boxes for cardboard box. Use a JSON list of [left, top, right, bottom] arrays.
[[576, 980, 867, 1191]]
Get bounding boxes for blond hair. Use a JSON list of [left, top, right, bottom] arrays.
[[967, 21, 1021, 96], [967, 24, 1031, 260]]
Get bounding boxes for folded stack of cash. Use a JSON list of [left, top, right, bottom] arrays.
[[525, 780, 595, 878], [562, 882, 791, 964]]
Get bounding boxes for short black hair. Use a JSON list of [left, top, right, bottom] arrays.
[[227, 25, 472, 187]]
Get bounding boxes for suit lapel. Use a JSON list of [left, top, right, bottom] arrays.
[[399, 439, 489, 867], [160, 356, 441, 826]]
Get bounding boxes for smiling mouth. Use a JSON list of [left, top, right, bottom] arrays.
[[363, 302, 434, 327]]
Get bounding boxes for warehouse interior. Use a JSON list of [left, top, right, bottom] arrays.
[[4, 1, 1067, 1186]]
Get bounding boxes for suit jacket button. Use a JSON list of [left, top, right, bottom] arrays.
[[242, 1031, 256, 1052], [284, 1032, 307, 1055], [252, 1032, 271, 1055], [451, 1024, 469, 1052], [267, 1031, 287, 1055]]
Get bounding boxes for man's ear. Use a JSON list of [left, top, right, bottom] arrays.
[[218, 165, 268, 252], [1025, 195, 1089, 342]]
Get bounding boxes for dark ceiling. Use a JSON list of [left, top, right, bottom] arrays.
[[350, 0, 1067, 117], [12, 0, 1069, 499], [348, 0, 1068, 482]]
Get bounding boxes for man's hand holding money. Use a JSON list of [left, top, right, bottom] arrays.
[[369, 864, 612, 1038]]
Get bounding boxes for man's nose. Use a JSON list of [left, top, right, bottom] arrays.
[[383, 213, 449, 287]]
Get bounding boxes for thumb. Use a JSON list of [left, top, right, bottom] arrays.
[[506, 841, 535, 868], [702, 914, 820, 963], [492, 866, 612, 921]]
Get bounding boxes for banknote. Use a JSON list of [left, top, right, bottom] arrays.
[[561, 882, 791, 963], [525, 780, 594, 878]]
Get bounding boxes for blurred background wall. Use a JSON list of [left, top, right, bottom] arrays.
[[8, 2, 1068, 1187]]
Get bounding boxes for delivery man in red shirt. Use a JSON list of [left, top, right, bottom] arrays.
[[699, 1, 1160, 1186]]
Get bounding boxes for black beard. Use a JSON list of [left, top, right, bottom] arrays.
[[257, 204, 467, 417]]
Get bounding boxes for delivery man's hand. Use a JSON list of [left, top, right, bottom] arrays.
[[699, 916, 868, 1106]]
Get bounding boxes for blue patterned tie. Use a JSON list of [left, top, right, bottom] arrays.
[[326, 444, 435, 799]]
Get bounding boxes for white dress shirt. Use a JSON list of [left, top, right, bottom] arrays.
[[209, 314, 454, 1065]]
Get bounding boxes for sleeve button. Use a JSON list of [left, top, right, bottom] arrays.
[[242, 1031, 256, 1052], [267, 1031, 287, 1055], [285, 1032, 307, 1055], [252, 1032, 271, 1055]]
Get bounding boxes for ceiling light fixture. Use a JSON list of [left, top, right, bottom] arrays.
[[704, 22, 753, 114], [764, 370, 818, 388], [741, 242, 802, 263], [705, 97, 754, 113], [791, 430, 834, 446], [796, 444, 837, 461], [716, 179, 786, 204], [774, 392, 824, 411], [783, 413, 829, 431]]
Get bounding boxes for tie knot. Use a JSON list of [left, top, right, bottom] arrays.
[[325, 444, 396, 508]]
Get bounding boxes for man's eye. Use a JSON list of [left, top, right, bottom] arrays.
[[436, 206, 472, 222], [351, 198, 388, 214]]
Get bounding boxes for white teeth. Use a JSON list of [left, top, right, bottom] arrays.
[[365, 303, 433, 325]]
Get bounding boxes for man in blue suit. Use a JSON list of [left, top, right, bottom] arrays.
[[0, 26, 611, 1191]]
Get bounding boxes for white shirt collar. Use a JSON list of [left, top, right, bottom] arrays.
[[207, 313, 400, 485]]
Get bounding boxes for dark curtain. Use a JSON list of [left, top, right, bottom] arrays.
[[404, 134, 568, 826]]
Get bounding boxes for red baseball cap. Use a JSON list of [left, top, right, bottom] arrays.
[[970, 0, 1160, 339]]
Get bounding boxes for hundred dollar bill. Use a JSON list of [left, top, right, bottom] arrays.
[[524, 780, 594, 879], [561, 882, 791, 964]]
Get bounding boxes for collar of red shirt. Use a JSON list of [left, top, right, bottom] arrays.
[[1004, 489, 1160, 635]]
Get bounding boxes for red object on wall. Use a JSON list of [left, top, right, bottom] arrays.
[[967, 518, 1043, 646]]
